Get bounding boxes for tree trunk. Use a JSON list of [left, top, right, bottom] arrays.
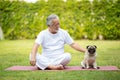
[[0, 26, 4, 40]]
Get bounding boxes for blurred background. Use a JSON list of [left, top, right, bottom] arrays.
[[0, 0, 120, 40]]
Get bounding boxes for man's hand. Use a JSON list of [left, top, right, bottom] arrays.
[[30, 58, 36, 66], [30, 43, 39, 66]]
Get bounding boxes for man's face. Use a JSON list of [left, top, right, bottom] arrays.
[[49, 19, 60, 34]]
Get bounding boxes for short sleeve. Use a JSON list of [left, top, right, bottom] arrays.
[[35, 32, 44, 45], [64, 31, 74, 45]]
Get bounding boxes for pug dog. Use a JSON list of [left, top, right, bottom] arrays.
[[81, 45, 99, 69]]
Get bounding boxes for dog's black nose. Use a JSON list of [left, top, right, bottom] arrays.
[[88, 49, 96, 54]]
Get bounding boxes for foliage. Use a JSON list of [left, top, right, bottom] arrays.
[[0, 0, 120, 40]]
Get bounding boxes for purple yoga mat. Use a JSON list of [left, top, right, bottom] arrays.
[[5, 66, 119, 71]]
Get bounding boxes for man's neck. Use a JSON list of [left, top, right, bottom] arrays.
[[48, 28, 57, 34]]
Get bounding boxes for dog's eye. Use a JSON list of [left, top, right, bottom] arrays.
[[86, 46, 90, 49], [93, 45, 97, 48]]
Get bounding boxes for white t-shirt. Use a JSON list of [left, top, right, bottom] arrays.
[[35, 28, 74, 58]]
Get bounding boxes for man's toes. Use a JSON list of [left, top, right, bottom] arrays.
[[57, 65, 64, 70]]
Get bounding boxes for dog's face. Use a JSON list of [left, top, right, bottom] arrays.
[[86, 45, 97, 54]]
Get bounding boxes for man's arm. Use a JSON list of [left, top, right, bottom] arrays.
[[70, 42, 86, 53], [30, 43, 39, 66]]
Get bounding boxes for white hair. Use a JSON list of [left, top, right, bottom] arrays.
[[46, 14, 59, 26]]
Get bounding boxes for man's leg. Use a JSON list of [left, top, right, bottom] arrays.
[[47, 65, 64, 70], [30, 53, 51, 70], [51, 53, 71, 66], [47, 53, 71, 70], [30, 53, 64, 70]]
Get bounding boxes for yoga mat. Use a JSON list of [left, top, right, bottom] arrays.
[[5, 66, 119, 71]]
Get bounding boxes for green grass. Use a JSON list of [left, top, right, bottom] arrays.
[[0, 40, 120, 80]]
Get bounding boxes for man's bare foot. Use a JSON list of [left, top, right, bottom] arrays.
[[47, 65, 64, 70]]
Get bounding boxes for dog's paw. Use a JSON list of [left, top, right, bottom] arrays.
[[82, 67, 85, 69], [86, 67, 89, 69], [93, 67, 100, 69], [97, 67, 100, 69]]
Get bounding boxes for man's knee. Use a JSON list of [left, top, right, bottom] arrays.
[[60, 53, 71, 66], [64, 53, 71, 62]]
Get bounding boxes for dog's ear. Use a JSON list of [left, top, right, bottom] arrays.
[[86, 45, 90, 49], [93, 45, 97, 49]]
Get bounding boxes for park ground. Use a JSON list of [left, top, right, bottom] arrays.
[[0, 40, 120, 80]]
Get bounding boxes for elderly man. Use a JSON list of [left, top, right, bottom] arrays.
[[30, 14, 86, 70]]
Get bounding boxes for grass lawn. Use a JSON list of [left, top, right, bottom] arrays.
[[0, 40, 120, 80]]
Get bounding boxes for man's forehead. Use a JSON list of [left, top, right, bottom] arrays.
[[52, 19, 59, 23]]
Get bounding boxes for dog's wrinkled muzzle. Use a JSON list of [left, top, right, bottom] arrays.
[[88, 49, 96, 54]]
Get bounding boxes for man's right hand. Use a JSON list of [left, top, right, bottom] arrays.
[[30, 43, 39, 66], [30, 58, 36, 66]]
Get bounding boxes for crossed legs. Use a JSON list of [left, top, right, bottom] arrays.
[[30, 53, 71, 70]]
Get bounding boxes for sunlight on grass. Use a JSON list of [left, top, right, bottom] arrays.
[[0, 40, 120, 80]]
